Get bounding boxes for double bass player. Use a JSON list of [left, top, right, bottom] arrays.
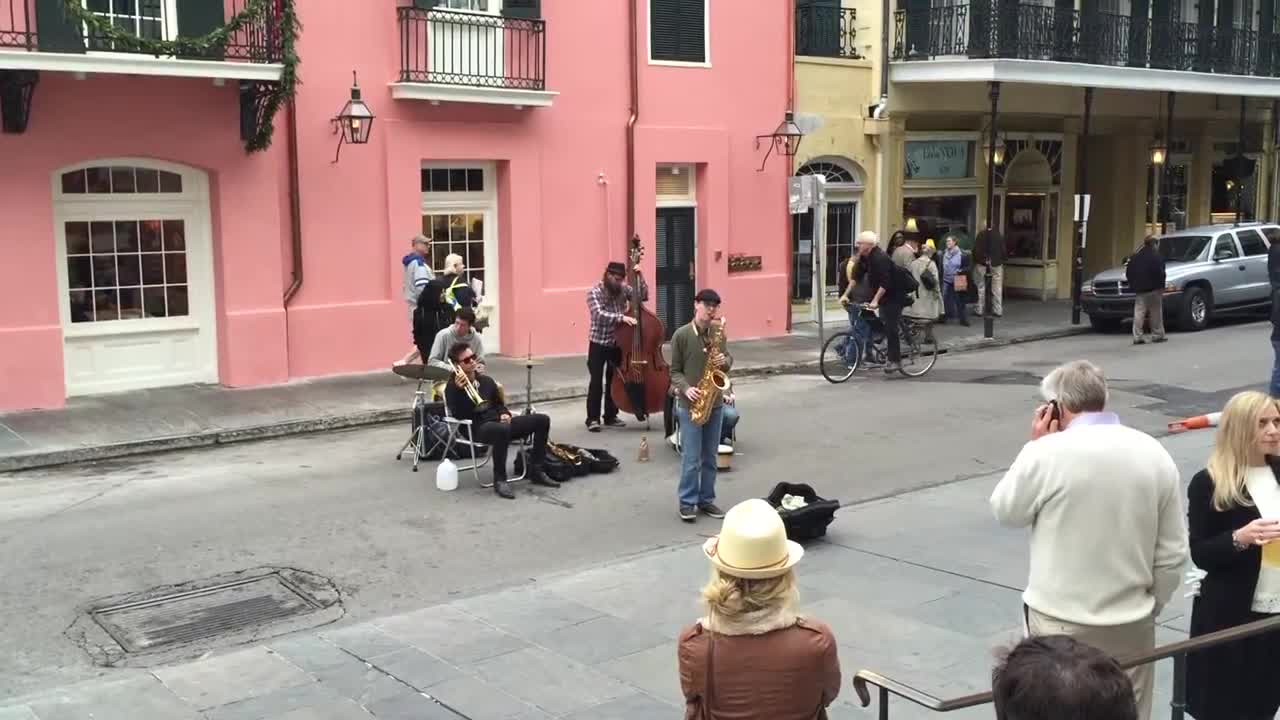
[[584, 259, 648, 431]]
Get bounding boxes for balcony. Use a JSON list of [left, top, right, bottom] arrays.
[[391, 6, 556, 108], [892, 0, 1280, 93], [796, 5, 861, 59], [0, 0, 285, 81]]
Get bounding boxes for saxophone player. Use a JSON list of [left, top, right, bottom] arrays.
[[444, 343, 558, 499], [670, 289, 732, 523]]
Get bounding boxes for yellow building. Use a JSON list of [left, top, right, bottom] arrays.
[[792, 0, 1278, 324]]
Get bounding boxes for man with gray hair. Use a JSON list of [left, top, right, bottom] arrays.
[[989, 360, 1187, 720]]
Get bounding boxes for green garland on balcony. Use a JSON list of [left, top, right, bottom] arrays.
[[59, 0, 300, 153]]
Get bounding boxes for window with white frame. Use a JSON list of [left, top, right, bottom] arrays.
[[84, 0, 179, 49], [421, 165, 492, 291], [650, 0, 707, 63], [64, 217, 190, 323]]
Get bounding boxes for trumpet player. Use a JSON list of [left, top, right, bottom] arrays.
[[444, 343, 557, 499], [670, 289, 732, 523]]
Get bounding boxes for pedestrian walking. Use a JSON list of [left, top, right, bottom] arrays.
[[973, 227, 1006, 317], [678, 498, 840, 719], [395, 234, 434, 365], [992, 635, 1138, 720], [1126, 235, 1167, 345], [941, 235, 970, 326], [989, 360, 1188, 720], [1185, 391, 1280, 720]]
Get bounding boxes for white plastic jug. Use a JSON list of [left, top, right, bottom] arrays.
[[436, 459, 458, 491]]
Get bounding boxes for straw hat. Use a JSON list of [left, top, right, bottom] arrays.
[[702, 499, 804, 580]]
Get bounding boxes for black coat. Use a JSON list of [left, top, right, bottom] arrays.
[[1268, 243, 1280, 340], [1186, 461, 1280, 720], [1125, 244, 1166, 294]]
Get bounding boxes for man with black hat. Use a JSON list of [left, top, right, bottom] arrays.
[[670, 288, 731, 522], [585, 259, 648, 431]]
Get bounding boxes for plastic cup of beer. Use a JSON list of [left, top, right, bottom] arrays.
[[1264, 540, 1280, 568]]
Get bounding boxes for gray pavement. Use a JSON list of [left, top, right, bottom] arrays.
[[0, 429, 1217, 720], [0, 300, 1080, 472]]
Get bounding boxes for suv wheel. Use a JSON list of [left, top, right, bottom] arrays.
[[1179, 286, 1210, 331]]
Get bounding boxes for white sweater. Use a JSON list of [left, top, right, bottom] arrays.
[[990, 415, 1189, 626]]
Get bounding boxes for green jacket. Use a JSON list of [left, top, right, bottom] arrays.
[[670, 321, 734, 408]]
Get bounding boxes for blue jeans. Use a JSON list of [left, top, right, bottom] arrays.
[[1271, 340, 1280, 397], [720, 403, 739, 442], [943, 282, 967, 323], [676, 402, 723, 508], [840, 305, 872, 362]]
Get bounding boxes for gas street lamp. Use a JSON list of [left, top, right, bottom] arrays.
[[331, 71, 375, 163]]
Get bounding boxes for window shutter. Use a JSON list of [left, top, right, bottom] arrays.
[[677, 0, 706, 62], [650, 0, 681, 60], [35, 0, 86, 53], [177, 0, 227, 59], [502, 0, 541, 18]]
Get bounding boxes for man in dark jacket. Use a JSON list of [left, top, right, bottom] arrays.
[[972, 228, 1006, 317], [1125, 235, 1167, 345], [853, 230, 903, 373], [1268, 239, 1280, 395]]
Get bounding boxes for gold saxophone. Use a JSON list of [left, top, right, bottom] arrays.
[[689, 318, 730, 426], [450, 361, 488, 410]]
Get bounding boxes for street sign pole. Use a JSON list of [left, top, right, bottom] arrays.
[[1072, 192, 1091, 325], [812, 176, 828, 353]]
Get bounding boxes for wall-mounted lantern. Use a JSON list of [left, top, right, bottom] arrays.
[[755, 111, 804, 172], [982, 132, 1006, 167], [1149, 137, 1168, 166], [331, 71, 375, 163]]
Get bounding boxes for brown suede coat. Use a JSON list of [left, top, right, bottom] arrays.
[[678, 612, 841, 720]]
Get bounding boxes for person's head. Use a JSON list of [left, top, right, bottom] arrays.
[[888, 232, 907, 251], [921, 243, 936, 258], [603, 261, 627, 293], [856, 230, 878, 256], [448, 342, 479, 374], [444, 253, 465, 275], [1143, 234, 1158, 248], [452, 308, 476, 335], [693, 289, 721, 324], [411, 234, 431, 257], [1039, 360, 1108, 427], [1207, 390, 1280, 510], [945, 235, 959, 251], [992, 635, 1137, 720], [700, 499, 804, 628]]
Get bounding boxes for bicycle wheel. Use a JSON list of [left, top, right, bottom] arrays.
[[898, 322, 938, 377], [820, 331, 859, 383]]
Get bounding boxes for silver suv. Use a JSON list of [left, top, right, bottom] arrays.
[[1081, 222, 1278, 332]]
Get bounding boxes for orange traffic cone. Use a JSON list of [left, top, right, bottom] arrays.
[[1168, 412, 1222, 433]]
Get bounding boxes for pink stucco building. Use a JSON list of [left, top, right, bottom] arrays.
[[0, 0, 791, 411]]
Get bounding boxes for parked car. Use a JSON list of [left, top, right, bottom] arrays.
[[1081, 222, 1278, 332]]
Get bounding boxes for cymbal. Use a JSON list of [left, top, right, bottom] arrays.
[[392, 363, 451, 381]]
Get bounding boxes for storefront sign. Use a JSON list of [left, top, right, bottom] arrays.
[[905, 141, 970, 180]]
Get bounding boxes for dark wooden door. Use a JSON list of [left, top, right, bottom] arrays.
[[656, 207, 695, 341]]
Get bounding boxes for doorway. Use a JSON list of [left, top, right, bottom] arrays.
[[790, 200, 858, 323], [656, 206, 695, 340]]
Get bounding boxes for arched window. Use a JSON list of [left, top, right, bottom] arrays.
[[796, 157, 865, 189]]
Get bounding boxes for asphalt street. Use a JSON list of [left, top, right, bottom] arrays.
[[0, 318, 1271, 701]]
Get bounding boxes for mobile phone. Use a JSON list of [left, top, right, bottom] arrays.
[[1048, 400, 1061, 424]]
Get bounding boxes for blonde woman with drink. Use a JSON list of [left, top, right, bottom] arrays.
[[678, 499, 840, 719], [1186, 390, 1280, 720]]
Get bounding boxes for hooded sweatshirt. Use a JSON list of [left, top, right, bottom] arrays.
[[402, 253, 434, 306]]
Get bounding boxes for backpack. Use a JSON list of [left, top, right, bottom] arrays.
[[892, 262, 918, 296], [919, 264, 938, 292], [413, 278, 452, 349]]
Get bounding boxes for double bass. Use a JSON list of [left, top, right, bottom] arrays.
[[610, 235, 671, 421]]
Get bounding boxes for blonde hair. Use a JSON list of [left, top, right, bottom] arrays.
[[701, 568, 797, 622], [1207, 391, 1280, 511], [444, 253, 464, 272]]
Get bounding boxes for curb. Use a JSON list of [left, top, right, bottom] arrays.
[[0, 325, 1089, 473]]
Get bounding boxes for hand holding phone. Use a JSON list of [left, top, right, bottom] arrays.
[[1032, 401, 1062, 440]]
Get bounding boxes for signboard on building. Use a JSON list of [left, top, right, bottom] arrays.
[[905, 140, 971, 180], [788, 174, 827, 214]]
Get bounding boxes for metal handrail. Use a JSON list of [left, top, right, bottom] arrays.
[[853, 614, 1280, 718]]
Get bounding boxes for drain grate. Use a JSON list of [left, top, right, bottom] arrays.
[[91, 573, 321, 653]]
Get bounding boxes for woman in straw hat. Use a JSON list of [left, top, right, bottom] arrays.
[[678, 498, 841, 719]]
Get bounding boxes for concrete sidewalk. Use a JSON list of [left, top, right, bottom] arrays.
[[0, 428, 1211, 720], [0, 300, 1081, 472]]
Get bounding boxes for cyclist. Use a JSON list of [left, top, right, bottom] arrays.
[[852, 230, 907, 374], [838, 252, 875, 363]]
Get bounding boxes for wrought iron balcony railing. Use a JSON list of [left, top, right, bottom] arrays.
[[893, 0, 1280, 78], [796, 5, 861, 59], [0, 0, 284, 63], [398, 6, 546, 91]]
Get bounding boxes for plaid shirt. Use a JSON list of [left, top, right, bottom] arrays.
[[586, 276, 649, 346]]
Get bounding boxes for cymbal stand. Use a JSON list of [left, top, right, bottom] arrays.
[[395, 379, 429, 471], [523, 355, 535, 416]]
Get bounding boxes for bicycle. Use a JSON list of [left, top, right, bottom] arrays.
[[820, 303, 939, 383]]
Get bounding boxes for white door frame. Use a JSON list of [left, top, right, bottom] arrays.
[[794, 190, 861, 324], [52, 158, 218, 395], [422, 161, 500, 353]]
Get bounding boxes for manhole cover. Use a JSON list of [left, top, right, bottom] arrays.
[[91, 573, 321, 653]]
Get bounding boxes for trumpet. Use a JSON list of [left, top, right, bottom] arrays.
[[450, 361, 488, 409]]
